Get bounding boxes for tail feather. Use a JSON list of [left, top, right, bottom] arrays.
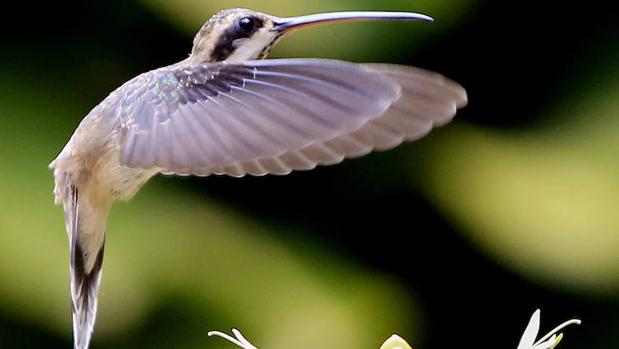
[[71, 237, 105, 349], [63, 184, 107, 349]]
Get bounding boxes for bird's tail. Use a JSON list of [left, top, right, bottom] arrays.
[[61, 183, 109, 349]]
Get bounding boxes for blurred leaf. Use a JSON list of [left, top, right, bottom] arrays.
[[414, 61, 619, 296]]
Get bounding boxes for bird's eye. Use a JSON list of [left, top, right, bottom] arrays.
[[236, 17, 261, 35]]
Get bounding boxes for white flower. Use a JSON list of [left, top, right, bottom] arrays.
[[208, 328, 259, 349], [379, 334, 413, 349], [208, 309, 581, 349], [517, 309, 581, 349], [208, 329, 416, 349]]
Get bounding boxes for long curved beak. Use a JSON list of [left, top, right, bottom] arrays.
[[273, 11, 433, 32]]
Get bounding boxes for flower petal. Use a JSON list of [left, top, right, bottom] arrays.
[[380, 334, 413, 349], [518, 309, 541, 349], [208, 329, 257, 349]]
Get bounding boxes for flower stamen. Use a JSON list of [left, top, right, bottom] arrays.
[[533, 318, 581, 346]]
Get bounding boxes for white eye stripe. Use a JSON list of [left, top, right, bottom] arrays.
[[225, 30, 278, 62]]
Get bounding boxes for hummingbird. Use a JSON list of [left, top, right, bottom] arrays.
[[50, 8, 467, 349]]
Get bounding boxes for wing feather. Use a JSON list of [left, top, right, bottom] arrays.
[[116, 59, 466, 176]]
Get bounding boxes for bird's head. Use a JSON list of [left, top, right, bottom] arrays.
[[190, 8, 433, 63]]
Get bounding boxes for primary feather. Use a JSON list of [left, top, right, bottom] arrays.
[[116, 59, 466, 176]]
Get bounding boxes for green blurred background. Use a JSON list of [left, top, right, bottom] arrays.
[[1, 0, 617, 348]]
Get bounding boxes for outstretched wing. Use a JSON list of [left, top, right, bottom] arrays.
[[116, 59, 466, 176]]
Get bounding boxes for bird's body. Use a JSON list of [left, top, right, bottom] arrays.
[[51, 8, 467, 349]]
